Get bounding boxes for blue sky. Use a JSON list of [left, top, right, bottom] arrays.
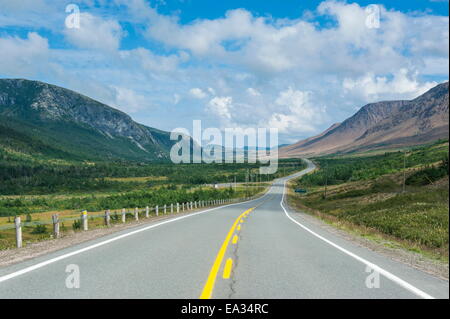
[[0, 0, 448, 143]]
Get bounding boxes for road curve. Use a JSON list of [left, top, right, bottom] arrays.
[[0, 159, 448, 299]]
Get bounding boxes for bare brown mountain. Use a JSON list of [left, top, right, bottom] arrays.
[[280, 82, 449, 157]]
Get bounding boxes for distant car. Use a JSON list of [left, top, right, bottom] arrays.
[[294, 188, 307, 193]]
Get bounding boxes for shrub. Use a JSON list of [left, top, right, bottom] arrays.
[[31, 224, 47, 234], [72, 219, 81, 230]]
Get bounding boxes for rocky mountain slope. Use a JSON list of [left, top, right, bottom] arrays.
[[280, 82, 449, 157], [0, 79, 174, 162]]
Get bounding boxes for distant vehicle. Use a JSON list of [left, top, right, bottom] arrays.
[[294, 188, 307, 193]]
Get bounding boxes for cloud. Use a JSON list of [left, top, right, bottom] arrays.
[[138, 1, 448, 78], [189, 88, 207, 99], [119, 47, 187, 74], [111, 86, 150, 113], [342, 69, 437, 101], [246, 87, 261, 96], [265, 88, 327, 134], [0, 32, 49, 77], [63, 13, 123, 52], [0, 0, 447, 142], [206, 96, 233, 120]]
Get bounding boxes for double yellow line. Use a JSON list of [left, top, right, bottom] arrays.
[[199, 207, 254, 299]]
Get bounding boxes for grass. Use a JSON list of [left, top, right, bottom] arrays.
[[289, 174, 449, 261], [0, 185, 269, 250], [289, 141, 449, 261]]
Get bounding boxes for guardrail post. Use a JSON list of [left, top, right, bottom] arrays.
[[190, 202, 193, 210], [171, 204, 173, 214], [182, 203, 185, 211], [105, 209, 111, 227], [134, 207, 139, 221], [194, 201, 197, 209], [81, 210, 88, 231], [14, 216, 22, 248], [177, 203, 180, 213], [164, 205, 167, 214], [121, 208, 126, 223], [156, 205, 159, 216], [146, 206, 149, 218], [52, 214, 60, 239]]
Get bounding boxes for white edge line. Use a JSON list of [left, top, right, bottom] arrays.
[[0, 190, 273, 284], [280, 167, 435, 299]]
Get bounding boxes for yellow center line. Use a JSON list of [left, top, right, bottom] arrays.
[[232, 234, 238, 244], [223, 258, 233, 279], [199, 207, 254, 299], [237, 224, 241, 231]]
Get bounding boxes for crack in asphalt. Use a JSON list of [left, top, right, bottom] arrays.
[[227, 222, 244, 299]]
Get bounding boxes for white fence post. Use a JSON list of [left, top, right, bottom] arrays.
[[81, 210, 88, 231], [135, 207, 139, 221], [156, 205, 159, 216], [177, 203, 180, 213], [105, 209, 111, 227], [164, 205, 167, 214], [122, 208, 126, 223], [171, 203, 173, 214], [14, 216, 22, 248], [52, 214, 60, 239], [146, 206, 149, 218]]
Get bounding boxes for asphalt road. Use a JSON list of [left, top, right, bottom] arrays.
[[0, 159, 448, 299]]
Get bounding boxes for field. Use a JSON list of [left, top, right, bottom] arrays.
[[289, 140, 449, 260], [0, 149, 306, 250]]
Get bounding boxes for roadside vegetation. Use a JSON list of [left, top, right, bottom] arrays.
[[289, 140, 449, 261], [0, 146, 306, 250]]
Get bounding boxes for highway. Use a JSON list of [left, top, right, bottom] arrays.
[[0, 159, 448, 299]]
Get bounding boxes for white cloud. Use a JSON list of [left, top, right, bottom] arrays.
[[173, 93, 181, 104], [119, 47, 186, 74], [265, 88, 326, 134], [246, 87, 261, 96], [110, 86, 150, 113], [206, 96, 233, 120], [0, 0, 447, 143], [189, 88, 207, 99], [63, 13, 123, 52], [342, 69, 438, 101], [0, 32, 49, 77]]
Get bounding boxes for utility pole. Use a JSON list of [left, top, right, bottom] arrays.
[[324, 162, 328, 199], [403, 150, 407, 193]]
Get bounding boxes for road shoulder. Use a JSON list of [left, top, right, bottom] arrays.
[[285, 181, 449, 281]]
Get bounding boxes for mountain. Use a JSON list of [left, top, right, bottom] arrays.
[[0, 79, 175, 162], [280, 82, 449, 157]]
